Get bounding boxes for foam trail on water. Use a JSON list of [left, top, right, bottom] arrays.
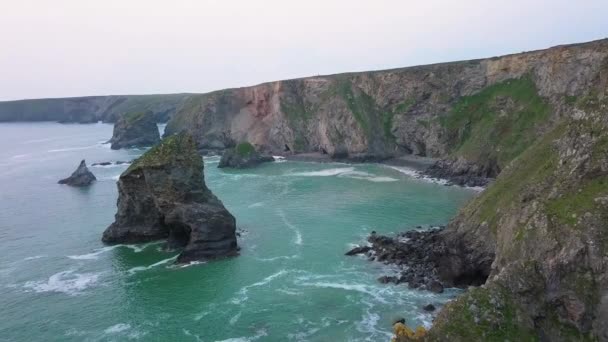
[[277, 209, 302, 245], [230, 269, 287, 304], [48, 145, 98, 153], [289, 167, 355, 177], [213, 329, 268, 342], [104, 323, 131, 334], [23, 270, 101, 295], [127, 256, 177, 275]]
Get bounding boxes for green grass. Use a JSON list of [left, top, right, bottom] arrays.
[[440, 76, 551, 169], [126, 133, 200, 173], [546, 177, 608, 226], [462, 123, 565, 233], [336, 79, 375, 134], [235, 142, 256, 156], [430, 286, 537, 341], [123, 111, 148, 124]]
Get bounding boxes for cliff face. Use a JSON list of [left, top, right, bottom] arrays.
[[424, 59, 608, 341], [165, 40, 608, 168], [109, 111, 161, 149], [0, 93, 192, 123]]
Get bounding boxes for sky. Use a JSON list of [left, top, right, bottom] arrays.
[[0, 0, 607, 101]]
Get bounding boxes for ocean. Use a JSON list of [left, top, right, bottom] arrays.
[[0, 122, 476, 341]]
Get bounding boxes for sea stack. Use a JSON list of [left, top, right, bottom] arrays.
[[58, 160, 96, 186], [218, 142, 274, 168], [109, 111, 161, 149], [102, 132, 238, 263]]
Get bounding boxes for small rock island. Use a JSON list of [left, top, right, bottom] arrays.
[[218, 142, 274, 168], [58, 160, 96, 187], [102, 132, 238, 263], [108, 111, 161, 150]]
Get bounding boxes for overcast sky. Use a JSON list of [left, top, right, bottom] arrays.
[[1, 0, 606, 101]]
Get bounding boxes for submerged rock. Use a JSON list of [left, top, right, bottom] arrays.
[[218, 142, 274, 169], [102, 132, 238, 263], [108, 111, 160, 150], [58, 160, 96, 187]]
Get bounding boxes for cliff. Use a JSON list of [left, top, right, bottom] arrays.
[[0, 93, 192, 123], [108, 111, 161, 149], [164, 40, 608, 173], [407, 57, 608, 340]]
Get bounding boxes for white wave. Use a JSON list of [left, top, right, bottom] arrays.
[[338, 170, 398, 183], [229, 311, 241, 325], [23, 270, 101, 295], [276, 288, 302, 296], [183, 329, 204, 342], [10, 154, 30, 159], [247, 202, 264, 208], [273, 156, 286, 163], [214, 329, 268, 342], [356, 309, 392, 339], [47, 145, 98, 153], [67, 243, 151, 260], [277, 209, 302, 245], [289, 167, 355, 177], [68, 246, 118, 260], [230, 270, 287, 304], [172, 260, 206, 269], [23, 255, 46, 261], [203, 156, 221, 164], [127, 256, 177, 274], [104, 323, 131, 334], [256, 255, 299, 262]]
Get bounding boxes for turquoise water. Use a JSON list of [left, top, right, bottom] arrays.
[[0, 123, 475, 341]]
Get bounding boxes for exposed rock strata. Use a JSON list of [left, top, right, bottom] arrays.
[[58, 160, 96, 187], [109, 111, 161, 149], [102, 133, 238, 263], [164, 39, 608, 183], [218, 142, 274, 168]]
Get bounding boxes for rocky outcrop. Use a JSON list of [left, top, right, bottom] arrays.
[[58, 160, 96, 186], [218, 142, 274, 168], [164, 39, 608, 184], [0, 94, 191, 123], [108, 111, 161, 149], [102, 132, 238, 263], [347, 228, 449, 293]]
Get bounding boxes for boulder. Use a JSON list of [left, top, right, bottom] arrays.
[[218, 142, 274, 169], [102, 132, 238, 263], [108, 111, 160, 149], [58, 160, 96, 187]]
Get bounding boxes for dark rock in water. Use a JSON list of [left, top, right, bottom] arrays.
[[392, 317, 406, 326], [218, 142, 274, 169], [424, 157, 494, 187], [58, 160, 96, 187], [102, 133, 238, 263], [345, 245, 371, 256], [92, 160, 133, 167], [377, 275, 399, 284], [423, 304, 436, 312], [428, 280, 444, 293], [108, 111, 160, 149]]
